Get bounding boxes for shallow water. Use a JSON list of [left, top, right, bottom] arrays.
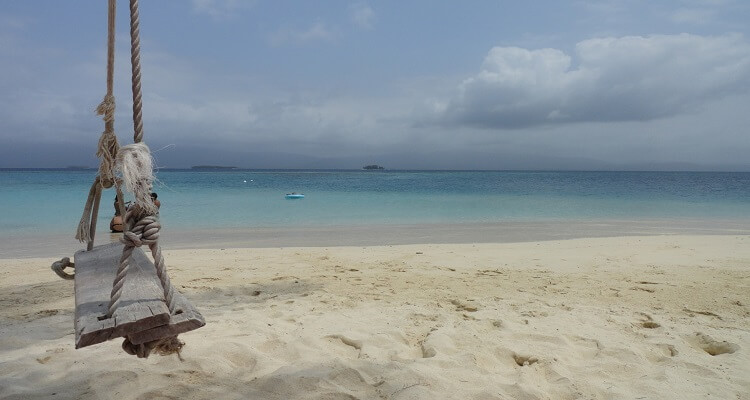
[[3, 169, 749, 232], [2, 169, 749, 257]]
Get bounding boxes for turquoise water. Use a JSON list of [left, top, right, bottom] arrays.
[[1, 169, 749, 236]]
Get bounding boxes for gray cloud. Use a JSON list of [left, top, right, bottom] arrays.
[[437, 33, 750, 129], [2, 22, 748, 170], [349, 3, 376, 30], [268, 22, 337, 46], [191, 0, 253, 20]]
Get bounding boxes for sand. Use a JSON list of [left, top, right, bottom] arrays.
[[1, 235, 749, 399]]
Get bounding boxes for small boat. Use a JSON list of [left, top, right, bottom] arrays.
[[285, 193, 305, 199]]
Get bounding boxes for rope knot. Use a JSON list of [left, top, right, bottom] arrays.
[[120, 231, 143, 247], [136, 215, 161, 244], [121, 208, 161, 247], [96, 132, 120, 189], [122, 336, 184, 360], [95, 94, 116, 123], [51, 257, 75, 280]]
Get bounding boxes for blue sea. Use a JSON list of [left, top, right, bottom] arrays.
[[1, 169, 749, 256]]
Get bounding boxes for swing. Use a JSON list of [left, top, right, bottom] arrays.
[[52, 0, 204, 358]]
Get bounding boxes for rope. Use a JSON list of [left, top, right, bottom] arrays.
[[108, 207, 153, 316], [74, 0, 120, 245], [149, 239, 177, 314], [95, 96, 119, 189], [109, 205, 183, 360], [115, 143, 158, 215], [97, 0, 186, 358], [75, 176, 102, 243], [96, 0, 119, 189], [51, 257, 75, 280], [130, 0, 144, 143], [108, 204, 176, 316], [122, 336, 184, 359], [107, 144, 175, 318], [107, 145, 182, 357]]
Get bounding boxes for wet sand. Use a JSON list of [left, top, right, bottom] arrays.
[[3, 218, 750, 258]]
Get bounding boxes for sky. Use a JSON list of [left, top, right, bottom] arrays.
[[1, 0, 749, 170]]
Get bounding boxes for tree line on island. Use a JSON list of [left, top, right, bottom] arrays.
[[188, 165, 385, 170], [191, 165, 238, 170]]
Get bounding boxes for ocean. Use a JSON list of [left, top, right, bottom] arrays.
[[2, 169, 749, 257]]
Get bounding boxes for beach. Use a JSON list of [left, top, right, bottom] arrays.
[[1, 235, 748, 399], [4, 0, 750, 397]]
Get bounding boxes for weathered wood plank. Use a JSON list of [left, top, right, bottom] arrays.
[[127, 290, 206, 345], [73, 243, 171, 348]]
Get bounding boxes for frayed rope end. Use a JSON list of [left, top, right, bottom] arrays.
[[116, 143, 158, 216]]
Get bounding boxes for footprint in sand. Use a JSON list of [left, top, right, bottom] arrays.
[[188, 277, 219, 283], [636, 312, 661, 329], [512, 353, 539, 366], [35, 309, 60, 317], [570, 336, 602, 359], [688, 333, 739, 356], [420, 339, 437, 358], [326, 334, 363, 358], [657, 343, 678, 357], [450, 299, 478, 312], [683, 308, 723, 320]]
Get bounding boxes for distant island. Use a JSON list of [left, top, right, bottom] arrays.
[[66, 165, 92, 170], [363, 164, 385, 170], [191, 165, 238, 170]]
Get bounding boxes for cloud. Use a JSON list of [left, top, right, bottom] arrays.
[[2, 16, 748, 170], [0, 15, 32, 30], [349, 3, 375, 30], [670, 0, 747, 25], [574, 0, 629, 20], [671, 7, 717, 24], [437, 33, 750, 129], [191, 0, 252, 20], [269, 22, 336, 46]]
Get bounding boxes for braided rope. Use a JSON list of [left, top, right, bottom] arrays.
[[108, 206, 175, 316], [108, 203, 183, 359], [129, 0, 144, 143], [102, 0, 186, 358], [149, 241, 177, 314], [95, 94, 119, 189], [95, 94, 116, 123], [74, 0, 120, 246], [51, 257, 75, 280], [109, 0, 181, 318], [95, 0, 120, 190]]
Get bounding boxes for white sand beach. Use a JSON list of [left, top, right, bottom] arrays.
[[1, 235, 749, 399]]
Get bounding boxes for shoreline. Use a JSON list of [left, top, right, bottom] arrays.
[[3, 217, 750, 259], [1, 235, 748, 399]]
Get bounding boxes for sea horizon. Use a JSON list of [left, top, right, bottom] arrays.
[[2, 168, 749, 258], [3, 167, 750, 173]]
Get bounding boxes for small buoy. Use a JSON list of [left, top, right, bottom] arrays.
[[243, 180, 247, 183]]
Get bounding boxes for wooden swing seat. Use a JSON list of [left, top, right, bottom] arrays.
[[74, 242, 205, 349]]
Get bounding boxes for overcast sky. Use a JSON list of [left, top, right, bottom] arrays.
[[1, 0, 749, 170]]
